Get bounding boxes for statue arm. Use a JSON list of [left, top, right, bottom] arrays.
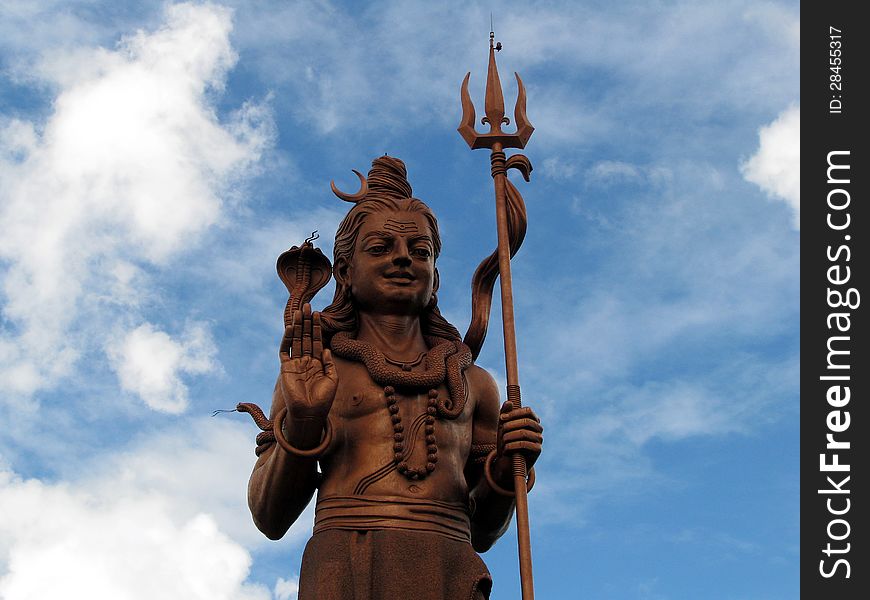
[[466, 366, 516, 552], [246, 377, 325, 540], [466, 365, 543, 552], [248, 305, 337, 539]]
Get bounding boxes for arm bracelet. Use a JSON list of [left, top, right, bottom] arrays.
[[483, 449, 535, 497], [273, 407, 333, 458]]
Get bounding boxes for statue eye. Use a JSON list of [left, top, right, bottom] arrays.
[[412, 247, 431, 258]]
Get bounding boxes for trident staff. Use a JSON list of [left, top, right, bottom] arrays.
[[458, 31, 536, 600]]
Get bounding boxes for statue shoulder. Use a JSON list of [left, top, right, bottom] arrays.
[[464, 363, 501, 410]]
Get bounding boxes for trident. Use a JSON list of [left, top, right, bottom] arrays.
[[458, 31, 536, 599]]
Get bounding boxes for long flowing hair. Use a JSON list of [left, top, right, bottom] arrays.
[[319, 196, 461, 343]]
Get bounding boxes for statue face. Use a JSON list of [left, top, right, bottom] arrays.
[[342, 210, 437, 316]]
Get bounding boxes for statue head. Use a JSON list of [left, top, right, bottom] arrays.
[[319, 156, 461, 342]]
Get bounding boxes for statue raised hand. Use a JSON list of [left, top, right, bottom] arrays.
[[278, 303, 338, 423]]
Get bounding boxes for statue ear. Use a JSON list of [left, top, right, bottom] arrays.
[[433, 268, 440, 293], [334, 257, 351, 287]]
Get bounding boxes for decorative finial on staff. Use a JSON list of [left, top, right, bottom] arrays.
[[490, 15, 502, 52], [458, 34, 536, 600]]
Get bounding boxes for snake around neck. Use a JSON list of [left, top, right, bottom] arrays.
[[330, 331, 473, 420]]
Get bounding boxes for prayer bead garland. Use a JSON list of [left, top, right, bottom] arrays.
[[385, 385, 439, 479]]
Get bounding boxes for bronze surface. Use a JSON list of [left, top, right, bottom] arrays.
[[241, 35, 542, 600]]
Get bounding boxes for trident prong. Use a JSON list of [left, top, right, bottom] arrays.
[[457, 35, 534, 150]]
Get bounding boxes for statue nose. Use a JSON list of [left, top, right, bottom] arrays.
[[392, 243, 412, 266], [392, 253, 412, 267]]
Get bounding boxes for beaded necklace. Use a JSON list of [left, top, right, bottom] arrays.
[[330, 331, 473, 480]]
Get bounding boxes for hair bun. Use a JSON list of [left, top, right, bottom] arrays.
[[367, 156, 413, 200]]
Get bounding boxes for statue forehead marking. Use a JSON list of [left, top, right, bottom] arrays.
[[382, 219, 419, 233]]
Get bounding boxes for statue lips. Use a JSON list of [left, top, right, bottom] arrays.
[[384, 270, 416, 285]]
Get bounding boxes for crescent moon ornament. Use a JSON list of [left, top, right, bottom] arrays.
[[330, 169, 368, 203]]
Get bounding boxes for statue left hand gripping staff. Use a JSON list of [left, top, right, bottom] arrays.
[[246, 156, 542, 600]]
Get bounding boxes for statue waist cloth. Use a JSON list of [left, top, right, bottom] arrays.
[[314, 494, 471, 543]]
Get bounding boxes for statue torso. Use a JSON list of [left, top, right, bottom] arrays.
[[317, 355, 476, 504]]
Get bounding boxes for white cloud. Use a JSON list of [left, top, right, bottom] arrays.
[[583, 161, 674, 188], [577, 380, 742, 448], [741, 105, 800, 228], [512, 148, 800, 523], [0, 460, 263, 599], [230, 1, 796, 148], [526, 355, 797, 527], [540, 157, 578, 181], [743, 3, 800, 49], [274, 577, 299, 600], [79, 417, 315, 548], [0, 417, 312, 599], [108, 322, 217, 413], [587, 160, 640, 182], [0, 2, 272, 403]]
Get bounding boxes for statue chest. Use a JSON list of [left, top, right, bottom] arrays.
[[320, 356, 475, 494], [331, 358, 451, 420], [327, 356, 474, 442]]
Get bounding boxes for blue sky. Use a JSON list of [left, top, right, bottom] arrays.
[[0, 2, 799, 599]]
